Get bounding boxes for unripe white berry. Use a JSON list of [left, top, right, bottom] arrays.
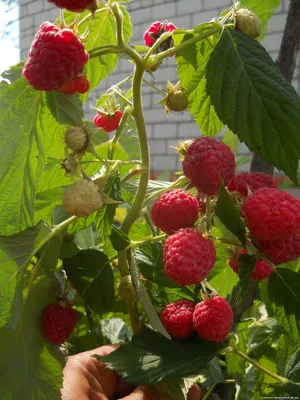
[[235, 8, 262, 39], [118, 276, 136, 302], [62, 180, 103, 217], [64, 126, 90, 152]]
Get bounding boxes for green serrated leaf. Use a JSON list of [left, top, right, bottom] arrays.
[[97, 325, 224, 385], [1, 61, 24, 84], [175, 24, 223, 137], [95, 172, 121, 243], [64, 249, 115, 315], [208, 260, 239, 298], [0, 274, 64, 399], [0, 221, 51, 328], [284, 381, 300, 396], [285, 348, 300, 383], [267, 268, 300, 345], [215, 184, 246, 246], [46, 91, 84, 125], [109, 226, 130, 251], [230, 254, 256, 309], [206, 29, 300, 183]]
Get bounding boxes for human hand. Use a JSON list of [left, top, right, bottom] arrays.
[[61, 345, 202, 400]]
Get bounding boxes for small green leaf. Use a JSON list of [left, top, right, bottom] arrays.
[[215, 185, 246, 246], [208, 260, 239, 298], [95, 172, 121, 243], [223, 129, 240, 155], [96, 325, 224, 385], [46, 91, 84, 125], [175, 25, 223, 136], [206, 29, 300, 183], [230, 255, 256, 309], [109, 226, 130, 251], [267, 268, 300, 344], [284, 381, 300, 396], [285, 349, 300, 383], [64, 249, 115, 315], [1, 61, 24, 84]]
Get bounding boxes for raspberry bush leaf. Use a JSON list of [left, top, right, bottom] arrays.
[[206, 29, 300, 183], [285, 348, 300, 383], [267, 268, 300, 345], [46, 91, 84, 125], [64, 249, 115, 315], [96, 325, 224, 384], [175, 25, 224, 137], [0, 221, 51, 329], [215, 184, 246, 246], [0, 274, 64, 400]]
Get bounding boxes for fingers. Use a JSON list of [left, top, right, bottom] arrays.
[[118, 386, 171, 400], [187, 384, 202, 400]]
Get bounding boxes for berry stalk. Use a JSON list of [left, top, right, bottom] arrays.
[[227, 347, 288, 384]]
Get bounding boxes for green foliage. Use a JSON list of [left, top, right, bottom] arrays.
[[46, 91, 84, 125], [0, 274, 64, 399], [64, 249, 115, 315], [175, 23, 224, 136], [206, 28, 300, 183], [96, 325, 224, 384]]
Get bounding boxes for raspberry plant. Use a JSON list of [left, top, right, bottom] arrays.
[[2, 0, 300, 398]]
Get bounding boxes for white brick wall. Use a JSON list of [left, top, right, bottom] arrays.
[[19, 0, 299, 173]]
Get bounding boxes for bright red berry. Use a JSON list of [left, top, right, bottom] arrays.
[[151, 189, 199, 234], [47, 0, 97, 12], [164, 228, 216, 286], [144, 21, 176, 54], [229, 249, 274, 280], [58, 79, 76, 95], [260, 232, 300, 265], [161, 299, 195, 338], [41, 302, 78, 344], [73, 75, 90, 94], [23, 23, 89, 91], [243, 188, 300, 241], [182, 137, 235, 196], [93, 110, 123, 133], [193, 296, 234, 342], [227, 172, 277, 197]]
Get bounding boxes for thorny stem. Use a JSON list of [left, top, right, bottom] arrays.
[[227, 347, 288, 384]]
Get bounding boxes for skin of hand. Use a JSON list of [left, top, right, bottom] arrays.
[[61, 345, 202, 400]]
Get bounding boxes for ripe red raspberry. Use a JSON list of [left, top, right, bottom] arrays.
[[151, 189, 199, 234], [229, 249, 274, 280], [161, 299, 195, 338], [227, 172, 277, 198], [23, 23, 88, 91], [93, 110, 123, 133], [242, 188, 300, 241], [182, 137, 235, 196], [144, 21, 176, 54], [193, 296, 234, 342], [260, 232, 300, 265], [47, 0, 97, 12], [41, 302, 78, 344], [59, 75, 89, 95], [164, 228, 216, 286]]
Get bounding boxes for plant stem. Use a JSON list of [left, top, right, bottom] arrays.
[[213, 236, 242, 247], [132, 234, 165, 248], [202, 384, 217, 400], [144, 31, 172, 61], [228, 347, 288, 384], [143, 78, 166, 96], [89, 45, 121, 58], [120, 64, 149, 235]]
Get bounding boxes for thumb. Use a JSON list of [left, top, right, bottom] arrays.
[[118, 386, 171, 400]]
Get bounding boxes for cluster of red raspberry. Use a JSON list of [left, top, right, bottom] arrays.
[[150, 137, 300, 341]]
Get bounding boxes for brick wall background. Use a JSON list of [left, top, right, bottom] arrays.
[[19, 0, 297, 174]]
